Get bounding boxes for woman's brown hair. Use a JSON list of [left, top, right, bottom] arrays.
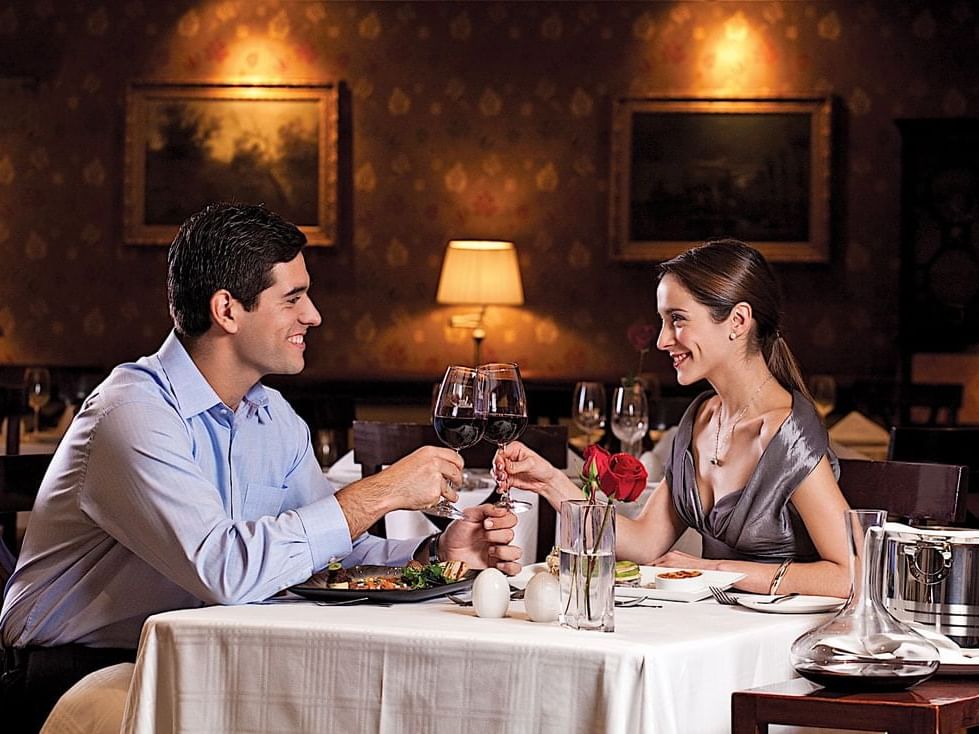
[[658, 238, 814, 404]]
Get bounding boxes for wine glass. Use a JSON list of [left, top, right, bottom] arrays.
[[611, 382, 648, 458], [431, 365, 487, 519], [477, 362, 530, 513], [808, 374, 837, 422], [24, 367, 51, 438], [572, 381, 606, 444]]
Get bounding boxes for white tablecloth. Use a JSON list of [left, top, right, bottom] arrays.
[[121, 591, 830, 734]]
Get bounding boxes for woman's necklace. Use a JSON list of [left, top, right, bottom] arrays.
[[710, 374, 775, 467]]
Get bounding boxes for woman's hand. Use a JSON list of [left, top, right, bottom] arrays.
[[649, 549, 721, 571], [493, 441, 580, 509], [441, 504, 521, 576]]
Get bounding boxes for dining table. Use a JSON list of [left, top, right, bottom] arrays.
[[119, 578, 836, 734]]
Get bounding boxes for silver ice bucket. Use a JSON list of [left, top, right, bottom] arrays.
[[882, 523, 979, 648]]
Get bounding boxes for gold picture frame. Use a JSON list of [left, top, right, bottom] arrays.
[[124, 82, 338, 246], [610, 96, 832, 263]]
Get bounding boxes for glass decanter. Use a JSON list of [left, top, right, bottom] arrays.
[[790, 509, 940, 691]]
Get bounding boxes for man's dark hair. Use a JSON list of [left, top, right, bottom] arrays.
[[167, 202, 307, 337]]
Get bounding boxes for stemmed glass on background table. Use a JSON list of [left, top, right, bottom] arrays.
[[572, 381, 606, 447], [478, 362, 530, 513], [431, 365, 487, 519], [611, 381, 648, 458], [24, 367, 51, 440]]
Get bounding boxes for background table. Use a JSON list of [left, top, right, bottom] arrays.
[[121, 590, 832, 733]]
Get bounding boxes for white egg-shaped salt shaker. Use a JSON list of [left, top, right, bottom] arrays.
[[471, 568, 510, 618], [523, 571, 561, 623]]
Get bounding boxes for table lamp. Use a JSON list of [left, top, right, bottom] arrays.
[[436, 239, 524, 365]]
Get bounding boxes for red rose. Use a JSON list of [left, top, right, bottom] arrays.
[[601, 453, 647, 502], [582, 444, 611, 480], [627, 323, 657, 352]]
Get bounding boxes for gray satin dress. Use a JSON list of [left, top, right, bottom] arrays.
[[664, 389, 838, 563]]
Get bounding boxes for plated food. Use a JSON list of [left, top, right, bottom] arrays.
[[314, 560, 469, 591], [615, 560, 641, 586], [291, 561, 475, 603], [653, 569, 705, 591]]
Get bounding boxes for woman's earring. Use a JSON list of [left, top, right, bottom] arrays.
[[729, 332, 737, 341]]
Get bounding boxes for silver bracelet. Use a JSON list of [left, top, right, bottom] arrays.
[[769, 559, 792, 595]]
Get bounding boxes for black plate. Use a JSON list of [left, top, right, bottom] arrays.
[[290, 564, 476, 604]]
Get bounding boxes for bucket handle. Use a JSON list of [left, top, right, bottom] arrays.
[[903, 539, 952, 585]]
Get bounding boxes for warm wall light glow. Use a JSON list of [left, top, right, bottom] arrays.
[[724, 11, 749, 41], [163, 2, 339, 85], [700, 11, 776, 92]]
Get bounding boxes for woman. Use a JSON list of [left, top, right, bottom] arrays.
[[499, 239, 851, 597]]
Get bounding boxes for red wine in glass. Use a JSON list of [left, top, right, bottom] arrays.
[[431, 365, 486, 519], [433, 416, 486, 450], [483, 415, 528, 446], [477, 362, 531, 513]]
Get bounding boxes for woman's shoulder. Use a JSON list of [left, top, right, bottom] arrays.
[[788, 389, 826, 435]]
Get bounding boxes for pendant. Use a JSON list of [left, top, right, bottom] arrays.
[[710, 456, 721, 466]]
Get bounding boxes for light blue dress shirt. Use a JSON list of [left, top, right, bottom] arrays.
[[0, 332, 419, 648]]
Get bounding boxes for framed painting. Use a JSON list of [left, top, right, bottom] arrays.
[[609, 97, 832, 262], [124, 82, 338, 246]]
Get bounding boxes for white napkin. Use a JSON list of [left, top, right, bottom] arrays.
[[828, 411, 889, 446], [325, 450, 363, 488]]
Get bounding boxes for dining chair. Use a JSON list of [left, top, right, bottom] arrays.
[[836, 457, 969, 526], [352, 421, 568, 562], [887, 426, 979, 525], [39, 662, 135, 734]]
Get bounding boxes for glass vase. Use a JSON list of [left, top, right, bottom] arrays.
[[559, 499, 615, 632], [790, 509, 940, 691]]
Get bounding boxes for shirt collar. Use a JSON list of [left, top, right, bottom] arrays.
[[157, 331, 269, 420]]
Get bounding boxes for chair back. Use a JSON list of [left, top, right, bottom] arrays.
[[352, 421, 567, 562], [887, 426, 979, 476], [836, 457, 968, 525]]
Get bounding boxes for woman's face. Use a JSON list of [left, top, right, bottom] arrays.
[[655, 274, 731, 385]]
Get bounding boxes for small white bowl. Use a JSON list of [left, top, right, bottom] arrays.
[[654, 569, 706, 591]]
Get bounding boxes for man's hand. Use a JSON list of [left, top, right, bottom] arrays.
[[336, 446, 464, 538], [440, 504, 521, 576]]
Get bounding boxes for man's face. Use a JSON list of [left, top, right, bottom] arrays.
[[232, 253, 322, 380]]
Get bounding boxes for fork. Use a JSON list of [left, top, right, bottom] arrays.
[[758, 592, 800, 605], [708, 585, 738, 605]]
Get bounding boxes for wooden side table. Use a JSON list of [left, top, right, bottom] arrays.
[[732, 677, 979, 734]]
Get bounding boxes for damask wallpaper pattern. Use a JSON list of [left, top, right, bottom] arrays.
[[0, 1, 975, 382]]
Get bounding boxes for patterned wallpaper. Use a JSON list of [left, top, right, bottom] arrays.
[[0, 1, 976, 384]]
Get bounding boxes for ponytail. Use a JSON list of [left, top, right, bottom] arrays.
[[763, 332, 814, 405]]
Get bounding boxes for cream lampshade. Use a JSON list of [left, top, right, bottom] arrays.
[[436, 240, 524, 364]]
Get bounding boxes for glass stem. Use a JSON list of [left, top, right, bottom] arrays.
[[34, 407, 40, 434], [496, 442, 509, 504]]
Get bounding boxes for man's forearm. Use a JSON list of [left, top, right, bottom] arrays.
[[334, 476, 398, 538]]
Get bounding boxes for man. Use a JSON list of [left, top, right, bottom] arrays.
[[0, 203, 519, 731]]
